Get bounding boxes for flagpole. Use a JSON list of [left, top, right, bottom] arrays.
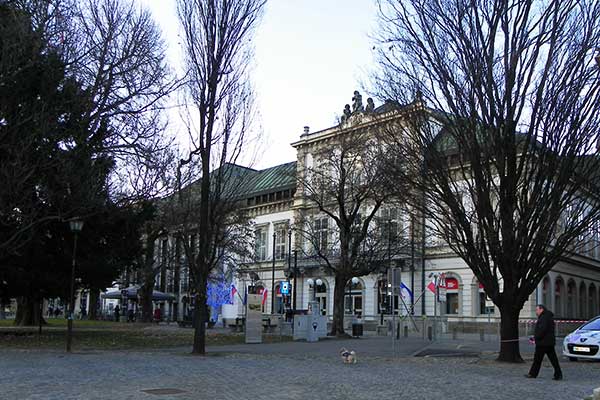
[[398, 288, 419, 331]]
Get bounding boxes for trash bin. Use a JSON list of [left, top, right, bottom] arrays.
[[351, 319, 363, 337]]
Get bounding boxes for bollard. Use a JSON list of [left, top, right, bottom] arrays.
[[452, 327, 457, 340], [479, 328, 485, 342], [404, 325, 408, 338], [427, 326, 433, 341]]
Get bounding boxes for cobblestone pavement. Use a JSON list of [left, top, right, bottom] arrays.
[[1, 337, 599, 400]]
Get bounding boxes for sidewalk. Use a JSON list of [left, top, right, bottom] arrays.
[[204, 333, 554, 360]]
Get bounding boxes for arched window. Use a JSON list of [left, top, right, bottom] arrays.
[[555, 278, 564, 317], [589, 284, 598, 319], [579, 282, 586, 319], [442, 276, 460, 315], [567, 280, 576, 318], [542, 277, 550, 307], [255, 285, 265, 312], [315, 280, 327, 316], [344, 279, 364, 317], [475, 281, 492, 315]]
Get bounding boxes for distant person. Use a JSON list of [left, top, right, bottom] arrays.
[[526, 304, 563, 380], [47, 306, 53, 318], [127, 303, 135, 323], [54, 307, 61, 318], [114, 304, 120, 322], [80, 306, 87, 320], [153, 307, 161, 324]]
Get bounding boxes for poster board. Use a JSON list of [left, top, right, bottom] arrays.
[[245, 294, 263, 344]]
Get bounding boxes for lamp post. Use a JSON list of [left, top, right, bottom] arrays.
[[67, 218, 84, 352], [271, 231, 276, 314], [293, 250, 297, 313]]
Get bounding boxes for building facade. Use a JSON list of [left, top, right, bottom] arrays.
[[133, 93, 600, 330]]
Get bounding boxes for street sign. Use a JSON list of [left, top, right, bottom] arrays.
[[280, 281, 290, 295]]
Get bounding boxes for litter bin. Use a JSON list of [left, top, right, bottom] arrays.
[[351, 318, 363, 337]]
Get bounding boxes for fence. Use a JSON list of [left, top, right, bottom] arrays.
[[386, 316, 587, 342]]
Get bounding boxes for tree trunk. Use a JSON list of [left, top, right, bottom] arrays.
[[14, 296, 44, 326], [330, 274, 348, 336], [140, 237, 156, 323], [139, 279, 154, 323], [192, 271, 208, 354], [88, 288, 100, 320], [497, 304, 524, 362]]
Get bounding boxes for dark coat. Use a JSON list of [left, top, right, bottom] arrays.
[[534, 310, 556, 346]]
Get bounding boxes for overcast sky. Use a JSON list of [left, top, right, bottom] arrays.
[[140, 0, 379, 169]]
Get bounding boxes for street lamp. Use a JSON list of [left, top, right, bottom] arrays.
[[307, 278, 323, 301], [271, 231, 276, 314], [67, 218, 84, 352]]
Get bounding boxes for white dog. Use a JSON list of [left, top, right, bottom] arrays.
[[340, 347, 357, 364]]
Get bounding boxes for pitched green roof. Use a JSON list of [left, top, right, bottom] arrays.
[[239, 161, 296, 198]]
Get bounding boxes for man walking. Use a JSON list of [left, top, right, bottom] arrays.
[[526, 304, 563, 380]]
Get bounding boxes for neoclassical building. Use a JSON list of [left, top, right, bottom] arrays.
[[146, 93, 600, 330]]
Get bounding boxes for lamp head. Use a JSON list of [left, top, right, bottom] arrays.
[[69, 218, 84, 233]]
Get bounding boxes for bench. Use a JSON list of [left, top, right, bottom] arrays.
[[228, 317, 245, 333], [262, 317, 278, 333], [178, 319, 193, 328]]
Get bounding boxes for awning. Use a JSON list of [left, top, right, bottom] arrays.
[[101, 286, 175, 301]]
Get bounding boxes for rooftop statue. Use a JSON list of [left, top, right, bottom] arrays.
[[352, 90, 363, 112], [341, 104, 351, 122], [365, 97, 375, 113]]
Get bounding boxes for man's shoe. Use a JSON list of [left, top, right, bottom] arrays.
[[524, 374, 536, 378], [552, 375, 563, 381]]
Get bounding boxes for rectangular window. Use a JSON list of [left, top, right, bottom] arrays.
[[314, 217, 328, 252], [446, 293, 459, 314], [380, 207, 404, 243], [255, 228, 267, 261], [274, 226, 288, 260]]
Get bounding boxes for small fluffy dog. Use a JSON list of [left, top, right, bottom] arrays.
[[340, 347, 357, 364]]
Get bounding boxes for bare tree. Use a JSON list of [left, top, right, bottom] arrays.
[[1, 0, 176, 253], [176, 0, 265, 354], [21, 0, 178, 201], [296, 124, 406, 336], [373, 0, 600, 362]]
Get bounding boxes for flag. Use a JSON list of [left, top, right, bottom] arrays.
[[427, 278, 436, 293], [230, 284, 238, 304], [400, 282, 414, 303], [261, 289, 268, 306]]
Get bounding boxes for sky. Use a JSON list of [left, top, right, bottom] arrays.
[[140, 0, 380, 170]]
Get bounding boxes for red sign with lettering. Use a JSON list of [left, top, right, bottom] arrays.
[[444, 278, 459, 290]]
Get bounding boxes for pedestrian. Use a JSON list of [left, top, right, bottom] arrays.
[[153, 306, 161, 324], [47, 305, 53, 318], [526, 304, 563, 380], [114, 304, 120, 322], [127, 302, 134, 323]]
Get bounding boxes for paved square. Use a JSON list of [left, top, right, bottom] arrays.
[[1, 337, 598, 400]]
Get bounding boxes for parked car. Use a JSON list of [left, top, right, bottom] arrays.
[[562, 316, 600, 361]]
